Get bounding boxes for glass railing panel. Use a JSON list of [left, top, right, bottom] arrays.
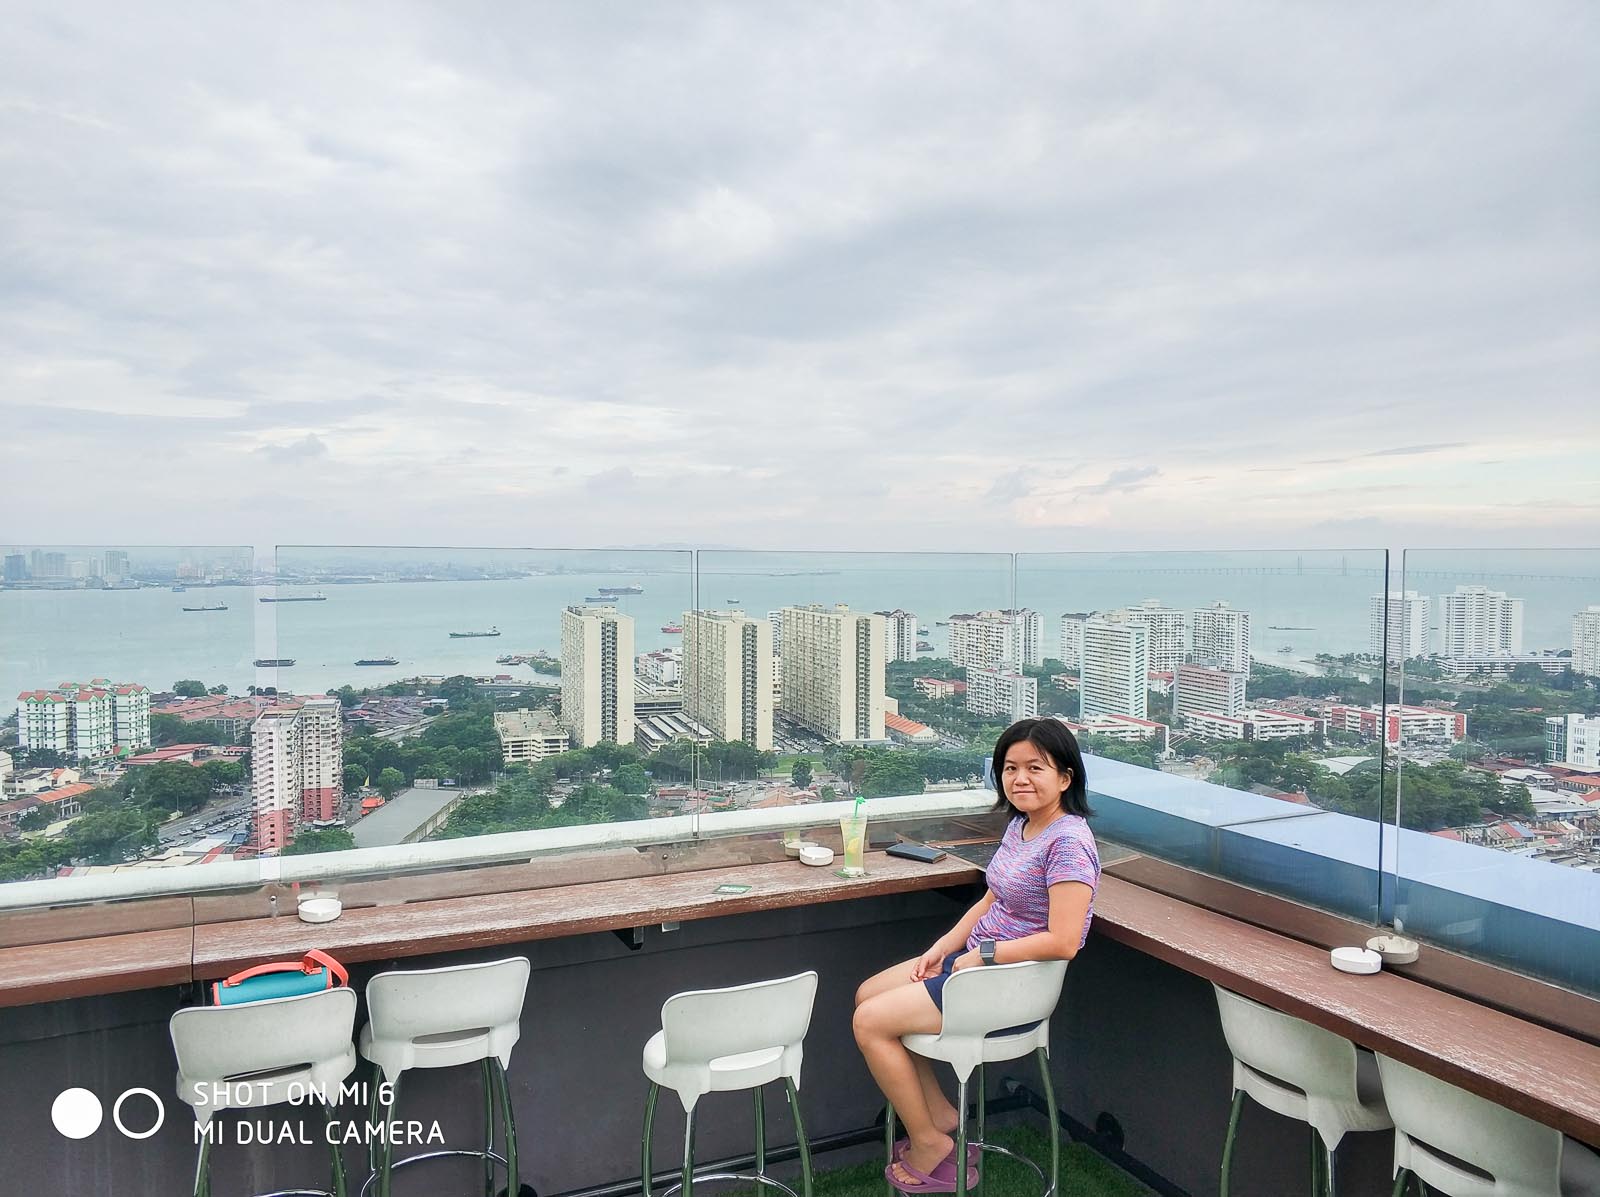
[[1016, 548, 1392, 923], [238, 545, 695, 900], [1392, 548, 1600, 995], [687, 550, 1014, 841], [0, 543, 255, 895]]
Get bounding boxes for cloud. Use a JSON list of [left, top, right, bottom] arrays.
[[254, 433, 330, 464], [1072, 466, 1161, 496], [1362, 443, 1468, 458]]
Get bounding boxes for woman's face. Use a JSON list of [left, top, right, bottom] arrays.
[[1001, 738, 1069, 815]]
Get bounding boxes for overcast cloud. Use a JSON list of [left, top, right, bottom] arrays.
[[2, 1, 1596, 552]]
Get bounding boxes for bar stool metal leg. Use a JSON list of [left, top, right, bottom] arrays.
[[1326, 1143, 1338, 1197], [192, 1130, 213, 1197], [1035, 1047, 1060, 1197], [953, 1076, 970, 1197], [974, 1064, 985, 1197], [325, 1101, 348, 1197], [379, 1073, 402, 1197], [1391, 1167, 1410, 1197], [493, 1058, 520, 1196], [754, 1087, 767, 1178], [783, 1078, 813, 1197], [366, 1064, 384, 1176], [883, 1103, 898, 1197], [681, 1107, 698, 1197], [641, 1083, 661, 1197], [482, 1059, 496, 1197], [1219, 1088, 1245, 1197]]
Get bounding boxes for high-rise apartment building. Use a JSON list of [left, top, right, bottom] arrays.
[[1190, 602, 1252, 672], [17, 680, 150, 759], [1370, 591, 1431, 661], [966, 665, 1038, 722], [1440, 586, 1524, 658], [876, 609, 919, 663], [779, 604, 886, 742], [560, 605, 636, 747], [250, 696, 342, 851], [1058, 613, 1092, 672], [768, 611, 784, 655], [683, 610, 774, 750], [1080, 613, 1150, 720], [1123, 600, 1186, 673], [100, 550, 131, 581], [1174, 664, 1246, 720], [1573, 607, 1600, 677], [948, 609, 1042, 670], [1545, 713, 1600, 769], [29, 551, 67, 579], [4, 554, 28, 582], [636, 648, 682, 689]]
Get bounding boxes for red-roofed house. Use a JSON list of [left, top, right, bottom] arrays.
[[884, 711, 939, 745], [37, 782, 94, 819]]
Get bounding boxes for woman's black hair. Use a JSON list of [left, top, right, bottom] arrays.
[[990, 718, 1093, 819]]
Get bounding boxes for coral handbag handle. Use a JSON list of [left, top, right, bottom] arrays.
[[219, 949, 348, 990], [302, 949, 348, 987]]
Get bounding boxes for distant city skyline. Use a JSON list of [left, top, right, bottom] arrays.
[[2, 4, 1596, 550]]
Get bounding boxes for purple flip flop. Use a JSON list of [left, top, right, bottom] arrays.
[[893, 1138, 982, 1166], [884, 1148, 982, 1194]]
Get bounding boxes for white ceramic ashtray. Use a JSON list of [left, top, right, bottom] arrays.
[[1366, 935, 1420, 965], [297, 896, 343, 924], [798, 844, 835, 868], [785, 839, 819, 859], [1330, 946, 1382, 975]]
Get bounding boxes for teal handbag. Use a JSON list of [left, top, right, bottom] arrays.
[[210, 948, 348, 1006]]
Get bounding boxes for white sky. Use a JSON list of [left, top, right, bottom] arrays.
[[3, 2, 1597, 552]]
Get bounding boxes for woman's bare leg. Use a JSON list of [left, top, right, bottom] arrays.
[[855, 958, 960, 1136], [853, 981, 954, 1183]]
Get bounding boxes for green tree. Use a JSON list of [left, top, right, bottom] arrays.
[[613, 763, 651, 795], [130, 761, 214, 814], [376, 767, 406, 798], [208, 684, 229, 695], [343, 764, 368, 796], [17, 806, 50, 832], [172, 679, 208, 698], [859, 754, 926, 798], [200, 760, 245, 789], [791, 757, 814, 789], [285, 828, 357, 855], [66, 808, 155, 864]]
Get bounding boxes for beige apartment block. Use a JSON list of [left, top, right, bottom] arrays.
[[495, 707, 571, 763], [683, 610, 774, 750], [779, 603, 886, 742], [561, 605, 636, 747]]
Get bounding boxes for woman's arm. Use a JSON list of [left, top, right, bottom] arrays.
[[953, 881, 1092, 969], [910, 891, 996, 979]]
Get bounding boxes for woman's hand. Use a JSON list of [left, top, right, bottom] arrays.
[[910, 945, 947, 981], [951, 949, 983, 971]]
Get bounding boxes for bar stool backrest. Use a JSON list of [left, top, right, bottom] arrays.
[[170, 987, 358, 1127], [661, 970, 818, 1069], [940, 958, 1068, 1038], [1376, 1053, 1563, 1197], [365, 956, 531, 1072]]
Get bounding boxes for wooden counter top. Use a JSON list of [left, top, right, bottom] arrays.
[[0, 926, 193, 1008], [1091, 874, 1600, 1147], [192, 851, 984, 979]]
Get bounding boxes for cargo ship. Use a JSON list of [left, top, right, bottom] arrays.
[[598, 585, 643, 596], [182, 603, 229, 612], [355, 657, 398, 666], [259, 591, 327, 603], [252, 658, 296, 668], [661, 623, 683, 634], [449, 627, 501, 638]]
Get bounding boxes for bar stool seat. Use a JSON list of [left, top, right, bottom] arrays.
[[171, 986, 358, 1197], [641, 971, 818, 1197], [892, 959, 1070, 1197], [358, 956, 531, 1197], [1213, 985, 1392, 1197]]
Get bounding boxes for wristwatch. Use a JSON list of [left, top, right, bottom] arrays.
[[979, 939, 997, 966]]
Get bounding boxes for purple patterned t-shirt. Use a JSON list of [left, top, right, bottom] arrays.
[[967, 814, 1099, 952]]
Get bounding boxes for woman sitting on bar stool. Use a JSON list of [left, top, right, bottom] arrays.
[[853, 718, 1099, 1194]]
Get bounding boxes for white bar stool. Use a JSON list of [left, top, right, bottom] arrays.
[[358, 956, 532, 1197], [891, 959, 1070, 1197], [1377, 1053, 1600, 1197], [1213, 985, 1393, 1197], [640, 970, 818, 1197], [170, 986, 359, 1197]]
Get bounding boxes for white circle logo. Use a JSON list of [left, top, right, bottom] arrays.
[[51, 1088, 104, 1139], [112, 1088, 165, 1140]]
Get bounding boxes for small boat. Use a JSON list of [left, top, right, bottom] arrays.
[[661, 623, 683, 634], [598, 585, 643, 596], [726, 598, 741, 604], [171, 584, 186, 593], [182, 604, 229, 612], [584, 596, 609, 603], [1267, 625, 1314, 631], [252, 658, 296, 668], [354, 657, 398, 666], [935, 620, 949, 627], [1279, 645, 1294, 653], [449, 627, 501, 638], [916, 640, 934, 652], [259, 591, 328, 603]]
